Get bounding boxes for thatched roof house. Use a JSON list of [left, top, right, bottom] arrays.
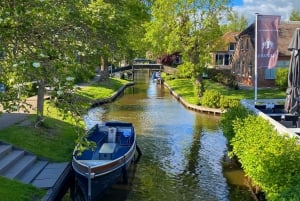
[[209, 31, 239, 69], [232, 21, 300, 87]]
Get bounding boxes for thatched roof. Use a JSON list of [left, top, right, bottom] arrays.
[[213, 31, 240, 52], [278, 22, 300, 56], [237, 21, 300, 56]]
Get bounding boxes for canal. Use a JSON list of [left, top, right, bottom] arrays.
[[75, 70, 253, 201]]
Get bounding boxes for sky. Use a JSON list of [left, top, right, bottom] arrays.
[[231, 0, 300, 23]]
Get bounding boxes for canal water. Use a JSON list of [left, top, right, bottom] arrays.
[[76, 71, 253, 201]]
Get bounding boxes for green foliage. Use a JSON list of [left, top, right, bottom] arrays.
[[289, 9, 300, 21], [219, 96, 240, 109], [231, 115, 300, 200], [275, 68, 288, 90], [201, 89, 240, 109], [143, 0, 229, 79], [220, 105, 251, 144], [207, 68, 238, 89], [0, 0, 150, 123], [177, 61, 194, 78], [221, 11, 249, 33], [200, 89, 221, 108]]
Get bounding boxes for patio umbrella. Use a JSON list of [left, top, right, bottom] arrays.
[[285, 28, 300, 114]]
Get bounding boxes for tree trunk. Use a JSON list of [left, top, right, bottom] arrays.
[[36, 80, 45, 126], [99, 56, 110, 81], [195, 75, 204, 97]]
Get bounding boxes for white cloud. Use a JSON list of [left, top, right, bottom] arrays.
[[233, 0, 300, 24]]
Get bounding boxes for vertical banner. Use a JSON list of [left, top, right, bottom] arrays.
[[257, 15, 281, 69]]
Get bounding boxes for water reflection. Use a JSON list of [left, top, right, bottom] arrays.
[[80, 70, 251, 201]]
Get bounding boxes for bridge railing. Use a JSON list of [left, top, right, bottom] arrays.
[[111, 64, 163, 73]]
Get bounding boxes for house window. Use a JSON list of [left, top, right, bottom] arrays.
[[224, 54, 230, 65], [229, 43, 236, 51], [265, 68, 276, 80], [215, 54, 224, 65]]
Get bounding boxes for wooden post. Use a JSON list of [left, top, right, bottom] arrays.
[[132, 65, 134, 81]]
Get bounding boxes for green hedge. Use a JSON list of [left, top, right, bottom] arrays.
[[220, 105, 252, 144], [201, 90, 240, 109], [275, 68, 288, 90], [206, 68, 238, 89], [231, 115, 300, 201]]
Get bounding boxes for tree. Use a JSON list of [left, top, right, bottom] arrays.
[[0, 0, 150, 127], [289, 9, 300, 21], [143, 0, 230, 96], [221, 11, 249, 33], [81, 0, 150, 81], [0, 0, 88, 125]]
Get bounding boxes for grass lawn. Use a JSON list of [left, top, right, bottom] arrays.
[[0, 176, 45, 201], [204, 80, 286, 100], [0, 114, 79, 162], [166, 78, 286, 105], [77, 78, 131, 100], [165, 79, 200, 104]]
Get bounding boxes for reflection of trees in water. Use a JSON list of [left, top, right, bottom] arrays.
[[185, 126, 202, 175]]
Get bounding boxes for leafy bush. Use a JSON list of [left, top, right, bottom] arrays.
[[177, 61, 194, 78], [207, 68, 238, 89], [201, 89, 241, 109], [275, 68, 288, 90], [219, 104, 251, 144], [219, 96, 240, 109], [74, 67, 94, 83], [200, 89, 221, 108], [231, 115, 300, 201]]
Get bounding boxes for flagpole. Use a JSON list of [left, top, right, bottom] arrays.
[[254, 13, 259, 102]]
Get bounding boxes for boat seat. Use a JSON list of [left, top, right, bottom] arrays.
[[99, 143, 117, 160], [119, 129, 132, 146]]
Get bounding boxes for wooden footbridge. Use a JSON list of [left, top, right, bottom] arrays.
[[111, 59, 163, 80]]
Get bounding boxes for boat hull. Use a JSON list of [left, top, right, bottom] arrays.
[[72, 121, 137, 201], [75, 159, 134, 201]]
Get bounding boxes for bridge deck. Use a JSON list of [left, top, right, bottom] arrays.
[[112, 64, 163, 73]]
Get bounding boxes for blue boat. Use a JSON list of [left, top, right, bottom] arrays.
[[152, 71, 161, 84], [72, 121, 138, 201]]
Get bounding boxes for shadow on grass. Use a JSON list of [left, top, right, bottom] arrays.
[[0, 114, 81, 162]]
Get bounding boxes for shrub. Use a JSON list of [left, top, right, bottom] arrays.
[[177, 61, 194, 78], [219, 104, 251, 144], [206, 68, 238, 89], [275, 68, 288, 90], [231, 115, 300, 201], [219, 96, 240, 109], [200, 89, 221, 108]]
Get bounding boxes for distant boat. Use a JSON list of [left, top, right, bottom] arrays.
[[72, 121, 139, 201], [152, 71, 162, 84]]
